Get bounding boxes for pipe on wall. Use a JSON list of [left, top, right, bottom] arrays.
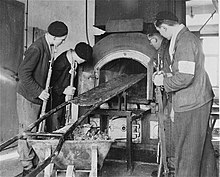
[[24, 0, 28, 51], [85, 0, 90, 45]]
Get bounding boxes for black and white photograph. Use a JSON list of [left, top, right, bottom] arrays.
[[0, 0, 219, 177]]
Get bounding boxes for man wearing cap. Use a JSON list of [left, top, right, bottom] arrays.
[[146, 25, 175, 176], [152, 11, 217, 177], [16, 21, 68, 176], [46, 42, 93, 132], [147, 23, 171, 74]]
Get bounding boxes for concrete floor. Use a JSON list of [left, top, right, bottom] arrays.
[[0, 147, 22, 177], [0, 147, 157, 177], [0, 121, 219, 177], [1, 146, 219, 177], [0, 144, 219, 177], [100, 160, 158, 177]]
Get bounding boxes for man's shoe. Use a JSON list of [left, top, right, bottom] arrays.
[[14, 172, 23, 177], [151, 169, 175, 177], [21, 168, 34, 177], [151, 169, 158, 177]]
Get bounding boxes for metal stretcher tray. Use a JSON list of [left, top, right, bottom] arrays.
[[27, 139, 113, 170]]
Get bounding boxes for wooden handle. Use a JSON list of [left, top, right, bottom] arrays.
[[0, 135, 21, 151], [0, 100, 70, 152], [156, 87, 169, 176], [65, 60, 77, 125], [38, 45, 56, 132]]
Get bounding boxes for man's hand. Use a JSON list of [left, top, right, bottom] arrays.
[[38, 90, 50, 101], [166, 73, 173, 77], [63, 86, 76, 96], [152, 71, 164, 86]]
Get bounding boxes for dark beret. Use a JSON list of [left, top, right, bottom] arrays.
[[155, 11, 178, 22], [75, 42, 93, 61], [48, 21, 68, 37]]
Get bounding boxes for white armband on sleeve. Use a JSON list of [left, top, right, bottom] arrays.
[[178, 61, 195, 75]]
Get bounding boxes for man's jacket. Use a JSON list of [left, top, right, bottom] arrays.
[[17, 36, 51, 104], [49, 51, 72, 108], [163, 27, 214, 112]]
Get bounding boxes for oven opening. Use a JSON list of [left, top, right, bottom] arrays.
[[98, 58, 149, 109]]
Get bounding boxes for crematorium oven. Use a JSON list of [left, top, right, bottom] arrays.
[[77, 19, 158, 166]]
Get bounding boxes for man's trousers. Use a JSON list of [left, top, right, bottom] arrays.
[[17, 93, 41, 170], [174, 101, 218, 177]]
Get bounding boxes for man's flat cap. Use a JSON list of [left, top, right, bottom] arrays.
[[155, 11, 178, 22], [48, 21, 68, 37]]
